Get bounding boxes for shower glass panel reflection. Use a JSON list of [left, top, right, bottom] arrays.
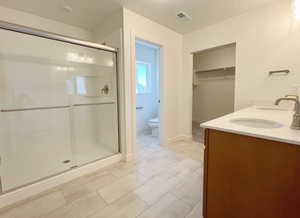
[[0, 28, 119, 192]]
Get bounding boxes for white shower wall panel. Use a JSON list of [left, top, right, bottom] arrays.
[[0, 109, 73, 191], [0, 59, 70, 109], [72, 103, 119, 165]]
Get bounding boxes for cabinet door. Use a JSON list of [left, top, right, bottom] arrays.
[[202, 129, 209, 218], [205, 129, 300, 218]]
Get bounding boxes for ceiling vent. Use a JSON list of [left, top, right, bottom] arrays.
[[176, 11, 191, 21], [62, 5, 73, 12]]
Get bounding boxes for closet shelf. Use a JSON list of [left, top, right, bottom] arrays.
[[194, 66, 235, 74]]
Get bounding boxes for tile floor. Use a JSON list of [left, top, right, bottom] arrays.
[[0, 135, 204, 218]]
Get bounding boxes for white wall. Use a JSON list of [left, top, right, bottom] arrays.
[[0, 6, 91, 40], [180, 0, 300, 136], [92, 9, 123, 48], [136, 42, 159, 135], [123, 8, 183, 157], [193, 44, 236, 71]]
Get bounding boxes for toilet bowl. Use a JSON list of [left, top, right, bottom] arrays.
[[148, 117, 160, 137]]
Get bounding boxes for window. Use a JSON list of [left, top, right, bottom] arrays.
[[136, 62, 151, 94]]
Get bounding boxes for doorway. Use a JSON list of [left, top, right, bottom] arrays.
[[192, 43, 236, 143], [135, 40, 161, 148]]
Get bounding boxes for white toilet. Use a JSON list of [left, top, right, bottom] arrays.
[[148, 117, 160, 137]]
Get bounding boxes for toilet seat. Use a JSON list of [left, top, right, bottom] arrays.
[[148, 118, 160, 136], [149, 118, 159, 124]]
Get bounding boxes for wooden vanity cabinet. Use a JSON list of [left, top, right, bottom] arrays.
[[203, 129, 300, 218]]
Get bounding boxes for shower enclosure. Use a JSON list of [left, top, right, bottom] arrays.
[[0, 22, 120, 192]]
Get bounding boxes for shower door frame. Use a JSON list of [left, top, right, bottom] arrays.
[[0, 21, 117, 52], [0, 20, 122, 194]]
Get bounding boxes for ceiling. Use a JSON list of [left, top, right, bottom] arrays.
[[0, 0, 277, 34]]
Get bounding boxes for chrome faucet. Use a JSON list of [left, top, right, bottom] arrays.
[[285, 95, 299, 111], [275, 97, 300, 130]]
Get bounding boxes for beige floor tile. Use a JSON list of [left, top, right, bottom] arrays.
[[138, 193, 192, 218], [171, 171, 203, 207], [85, 173, 118, 192], [0, 211, 11, 218], [98, 172, 150, 204], [194, 168, 203, 176], [186, 202, 203, 218], [137, 157, 179, 179], [137, 135, 159, 147], [134, 176, 168, 205], [88, 193, 148, 218], [83, 169, 112, 181], [134, 160, 199, 205], [42, 193, 107, 218], [156, 159, 200, 184], [110, 161, 139, 178], [178, 159, 202, 172], [58, 178, 91, 204], [0, 192, 65, 218]]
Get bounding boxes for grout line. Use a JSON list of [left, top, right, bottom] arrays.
[[136, 191, 171, 217], [184, 200, 202, 218]]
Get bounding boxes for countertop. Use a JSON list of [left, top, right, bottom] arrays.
[[200, 106, 300, 145]]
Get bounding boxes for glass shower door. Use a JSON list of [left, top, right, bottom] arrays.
[[69, 52, 119, 166], [0, 28, 119, 192]]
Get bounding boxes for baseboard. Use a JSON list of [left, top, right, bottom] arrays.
[[0, 154, 122, 209], [123, 153, 135, 162], [166, 135, 193, 145]]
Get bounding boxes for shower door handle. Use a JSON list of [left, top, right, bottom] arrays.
[[0, 105, 70, 112], [136, 107, 144, 110]]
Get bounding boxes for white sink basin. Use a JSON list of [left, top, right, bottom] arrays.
[[230, 118, 283, 129]]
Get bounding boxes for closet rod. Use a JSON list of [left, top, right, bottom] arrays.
[[195, 66, 235, 74]]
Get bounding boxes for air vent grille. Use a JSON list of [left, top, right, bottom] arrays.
[[176, 11, 191, 20]]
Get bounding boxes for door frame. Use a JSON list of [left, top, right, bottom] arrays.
[[191, 42, 237, 133], [130, 32, 165, 153]]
